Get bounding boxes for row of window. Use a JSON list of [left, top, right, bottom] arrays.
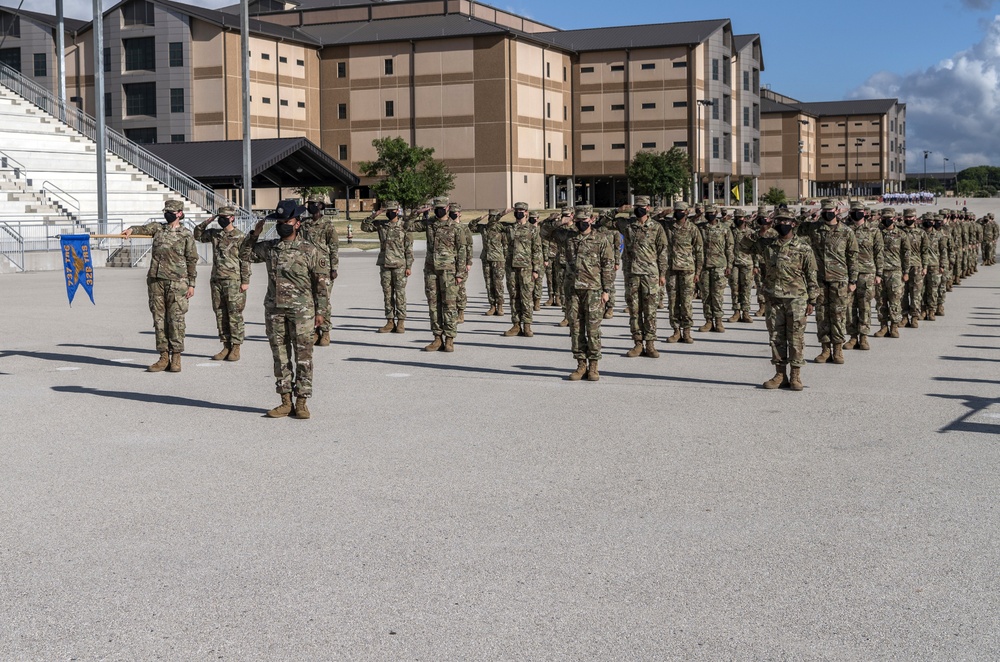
[[582, 141, 688, 151], [0, 48, 48, 77], [579, 101, 688, 112], [580, 62, 687, 74], [121, 127, 185, 145], [104, 82, 306, 118], [259, 52, 306, 66]]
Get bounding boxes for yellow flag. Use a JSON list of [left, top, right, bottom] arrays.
[[731, 185, 741, 202]]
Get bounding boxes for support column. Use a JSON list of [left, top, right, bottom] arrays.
[[724, 175, 731, 206], [753, 177, 759, 206], [567, 176, 575, 207], [548, 174, 556, 209]]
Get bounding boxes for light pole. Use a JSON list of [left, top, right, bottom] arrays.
[[943, 157, 949, 194], [854, 137, 865, 198], [922, 150, 931, 193], [797, 119, 809, 201], [696, 99, 715, 203]]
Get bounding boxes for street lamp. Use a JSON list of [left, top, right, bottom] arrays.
[[855, 137, 865, 198], [696, 99, 715, 203], [922, 150, 932, 193], [797, 118, 809, 201], [943, 157, 949, 195]]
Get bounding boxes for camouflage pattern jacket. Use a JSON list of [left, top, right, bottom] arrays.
[[663, 220, 704, 275], [565, 231, 615, 292], [458, 221, 474, 270], [925, 228, 947, 269], [362, 216, 413, 270], [300, 216, 340, 275], [811, 222, 859, 283], [539, 219, 578, 266], [618, 217, 668, 278], [194, 224, 251, 283], [505, 222, 543, 272], [701, 222, 734, 270], [902, 224, 930, 270], [129, 222, 198, 286], [879, 227, 911, 272], [421, 219, 468, 273], [731, 223, 756, 269], [851, 223, 884, 277], [469, 213, 508, 263], [240, 236, 330, 313], [742, 234, 819, 303]]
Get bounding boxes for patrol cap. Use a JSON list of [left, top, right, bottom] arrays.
[[574, 209, 592, 221], [513, 201, 529, 211], [560, 207, 575, 217], [448, 203, 462, 212], [674, 201, 690, 211], [921, 212, 934, 221], [757, 205, 768, 214], [383, 200, 401, 210], [774, 209, 796, 221], [164, 200, 184, 212], [306, 193, 326, 204], [216, 205, 236, 216], [849, 200, 865, 211], [634, 195, 651, 206], [528, 211, 539, 220], [267, 199, 307, 221], [902, 208, 916, 216], [704, 204, 719, 214], [433, 197, 450, 209], [880, 207, 895, 217], [820, 199, 836, 210], [799, 206, 810, 215], [578, 204, 594, 215], [487, 208, 501, 216], [694, 204, 704, 213]]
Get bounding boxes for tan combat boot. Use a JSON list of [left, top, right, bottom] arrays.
[[756, 304, 766, 316], [267, 393, 293, 418], [740, 311, 753, 323], [698, 320, 713, 332], [857, 335, 870, 350], [211, 343, 231, 361], [393, 319, 405, 333], [377, 320, 395, 333], [603, 308, 614, 319], [814, 343, 831, 363], [147, 352, 169, 372], [789, 366, 804, 391], [442, 337, 455, 352], [457, 311, 465, 324], [831, 343, 845, 364], [625, 338, 644, 358], [226, 344, 241, 362], [294, 397, 310, 420], [313, 329, 322, 346], [763, 367, 788, 389], [926, 310, 936, 321], [666, 328, 682, 343], [874, 324, 889, 337], [936, 304, 945, 317], [909, 316, 919, 329], [727, 312, 741, 323], [317, 330, 331, 346], [423, 336, 443, 352], [502, 324, 521, 337], [889, 323, 900, 339], [496, 303, 504, 316], [168, 352, 182, 373], [558, 318, 569, 327], [544, 297, 553, 307], [522, 324, 534, 338], [534, 298, 541, 312], [682, 328, 694, 344], [569, 359, 587, 381], [586, 360, 600, 382], [712, 318, 725, 333], [486, 305, 496, 316], [644, 340, 660, 359], [843, 335, 858, 350]]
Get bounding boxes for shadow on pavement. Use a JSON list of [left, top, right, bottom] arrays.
[[343, 356, 553, 379], [59, 343, 158, 356], [138, 331, 268, 343], [939, 355, 1000, 363], [932, 376, 1000, 386], [51, 385, 267, 414], [927, 393, 1000, 435], [513, 364, 760, 388], [0, 349, 147, 369]]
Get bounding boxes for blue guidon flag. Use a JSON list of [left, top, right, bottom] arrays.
[[60, 234, 95, 305]]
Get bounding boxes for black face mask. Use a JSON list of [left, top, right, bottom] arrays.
[[734, 218, 745, 226], [881, 218, 894, 227], [529, 218, 538, 225], [164, 211, 178, 223], [217, 216, 232, 228], [434, 208, 448, 219], [634, 206, 647, 218], [275, 222, 295, 238], [576, 221, 590, 232], [448, 212, 459, 221], [307, 203, 322, 215], [934, 222, 943, 229], [822, 211, 837, 222], [775, 224, 793, 237], [923, 221, 934, 229], [514, 211, 526, 221], [705, 213, 717, 222], [673, 212, 686, 221], [850, 210, 865, 222], [904, 219, 915, 226], [386, 210, 398, 221]]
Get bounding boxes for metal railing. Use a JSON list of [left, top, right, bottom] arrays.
[[0, 220, 24, 270], [0, 150, 28, 181], [0, 62, 250, 222], [41, 180, 81, 215]]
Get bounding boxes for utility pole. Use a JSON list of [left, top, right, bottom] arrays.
[[93, 0, 107, 233], [241, 0, 252, 212]]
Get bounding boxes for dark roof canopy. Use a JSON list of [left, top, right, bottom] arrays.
[[145, 138, 360, 189], [762, 97, 901, 117], [531, 19, 729, 52], [0, 6, 89, 33], [303, 13, 522, 46]]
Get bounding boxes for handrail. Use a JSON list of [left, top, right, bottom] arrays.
[[0, 149, 28, 179], [0, 220, 25, 271], [41, 180, 81, 214], [0, 61, 249, 220]]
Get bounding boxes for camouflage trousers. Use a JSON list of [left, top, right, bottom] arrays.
[[568, 288, 604, 361], [534, 268, 544, 302], [210, 279, 247, 345], [265, 307, 315, 397], [458, 268, 470, 313], [937, 270, 948, 308], [903, 267, 924, 317], [554, 262, 567, 306], [767, 296, 808, 368], [815, 280, 849, 344], [627, 274, 660, 341], [147, 277, 189, 353], [668, 270, 696, 330], [605, 269, 617, 313], [754, 269, 766, 306], [877, 270, 904, 325], [425, 269, 459, 338], [983, 242, 994, 264], [923, 269, 942, 313], [508, 267, 536, 325], [380, 267, 408, 320], [728, 265, 753, 314], [544, 261, 556, 299], [700, 266, 727, 320], [846, 273, 875, 337], [482, 260, 506, 307], [316, 278, 335, 333]]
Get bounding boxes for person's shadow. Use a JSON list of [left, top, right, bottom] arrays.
[[52, 385, 267, 414]]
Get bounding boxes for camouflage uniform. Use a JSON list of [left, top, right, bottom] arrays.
[[240, 214, 330, 400], [543, 223, 559, 305], [811, 200, 859, 360], [592, 207, 621, 317], [452, 203, 474, 321], [469, 209, 508, 315], [194, 205, 251, 355], [936, 216, 953, 314], [127, 200, 198, 361], [698, 205, 734, 331], [845, 205, 883, 346], [922, 214, 948, 320], [900, 210, 929, 326], [503, 214, 543, 335], [982, 214, 999, 265], [539, 210, 579, 326], [529, 212, 545, 308], [875, 211, 911, 337], [663, 205, 704, 342], [728, 210, 756, 322], [565, 211, 615, 378], [362, 202, 413, 328], [616, 204, 668, 354], [299, 193, 339, 342]]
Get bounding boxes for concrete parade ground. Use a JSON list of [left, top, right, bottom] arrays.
[[2, 219, 999, 659]]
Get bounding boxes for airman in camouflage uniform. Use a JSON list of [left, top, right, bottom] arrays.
[[741, 210, 818, 391], [934, 214, 953, 316], [539, 207, 579, 327], [873, 209, 911, 339], [194, 205, 251, 362], [752, 205, 771, 315], [300, 193, 339, 347], [844, 201, 882, 351], [615, 195, 668, 358], [123, 199, 198, 373], [727, 208, 755, 324], [565, 210, 615, 382], [529, 211, 545, 310], [502, 204, 543, 337], [542, 213, 560, 306], [407, 197, 469, 352], [900, 208, 929, 327], [981, 213, 998, 265], [663, 201, 704, 343], [468, 207, 510, 316], [811, 199, 858, 364], [921, 212, 948, 322], [698, 204, 734, 333], [361, 201, 413, 333], [592, 205, 621, 319], [241, 200, 330, 419], [451, 203, 474, 323]]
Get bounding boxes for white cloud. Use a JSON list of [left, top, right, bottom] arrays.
[[852, 15, 1000, 171]]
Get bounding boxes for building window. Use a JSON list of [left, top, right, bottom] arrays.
[[547, 143, 552, 158], [338, 144, 347, 160], [642, 142, 656, 149], [297, 101, 305, 108], [673, 61, 687, 68], [821, 123, 829, 128], [580, 66, 594, 73], [262, 97, 271, 104], [123, 37, 155, 72], [171, 134, 184, 143], [640, 63, 655, 70], [610, 64, 624, 72], [723, 61, 730, 85], [297, 59, 305, 66], [337, 61, 346, 78], [124, 127, 157, 144], [641, 102, 656, 110], [0, 14, 19, 38], [744, 142, 750, 163], [752, 103, 759, 129], [723, 94, 731, 123], [262, 53, 270, 61], [712, 58, 719, 81], [563, 106, 567, 120], [104, 92, 112, 117], [384, 58, 393, 75], [167, 42, 183, 67], [170, 88, 183, 113], [122, 0, 154, 26], [674, 141, 688, 148], [103, 46, 111, 72], [611, 143, 625, 150], [279, 56, 287, 64], [33, 52, 46, 77], [673, 101, 687, 108], [279, 99, 288, 106], [752, 68, 759, 93], [743, 106, 749, 127], [124, 82, 156, 117], [581, 105, 594, 112], [546, 102, 551, 118], [564, 145, 568, 159], [546, 62, 551, 78], [723, 133, 731, 161], [385, 100, 394, 117], [582, 144, 595, 151], [711, 99, 719, 120], [563, 66, 567, 81], [743, 70, 749, 91], [712, 136, 719, 159], [610, 104, 624, 111], [338, 103, 347, 119]]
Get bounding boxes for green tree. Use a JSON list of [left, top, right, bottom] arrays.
[[294, 186, 335, 201], [762, 186, 787, 205], [626, 148, 690, 204], [357, 137, 455, 212]]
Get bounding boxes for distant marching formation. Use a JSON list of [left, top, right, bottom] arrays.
[[122, 194, 999, 417]]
